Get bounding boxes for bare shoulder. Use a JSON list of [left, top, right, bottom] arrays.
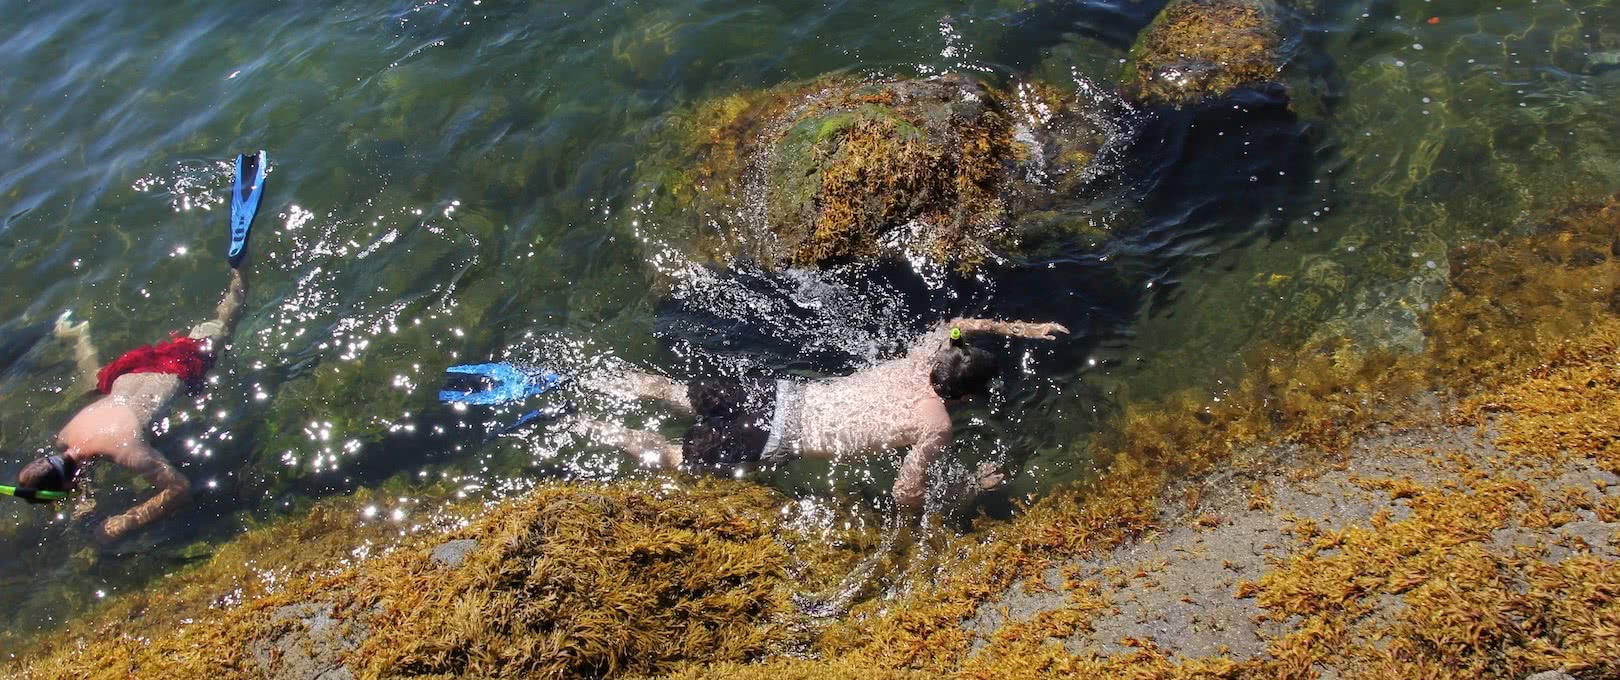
[[95, 439, 153, 471], [61, 400, 154, 464], [904, 323, 952, 359], [914, 393, 951, 433]]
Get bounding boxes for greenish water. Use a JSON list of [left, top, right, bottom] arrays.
[[3, 0, 1619, 644]]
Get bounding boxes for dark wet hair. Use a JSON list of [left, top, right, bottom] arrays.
[[930, 344, 999, 400], [16, 454, 76, 504]]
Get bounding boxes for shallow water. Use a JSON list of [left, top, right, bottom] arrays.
[[3, 0, 1619, 644]]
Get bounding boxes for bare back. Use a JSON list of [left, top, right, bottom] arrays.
[[796, 354, 948, 460], [55, 373, 183, 463]]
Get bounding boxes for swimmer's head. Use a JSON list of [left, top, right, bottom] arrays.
[[930, 343, 999, 401], [15, 454, 77, 504]]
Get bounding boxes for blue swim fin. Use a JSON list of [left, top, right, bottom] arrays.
[[439, 362, 566, 406], [228, 150, 268, 268]]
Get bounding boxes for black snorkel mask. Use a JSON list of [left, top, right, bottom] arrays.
[[3, 454, 73, 503]]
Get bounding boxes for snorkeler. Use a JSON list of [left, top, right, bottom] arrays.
[[5, 151, 267, 542], [575, 318, 1068, 509]]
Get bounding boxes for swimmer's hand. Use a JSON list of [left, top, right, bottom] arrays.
[[894, 486, 924, 511], [1019, 322, 1068, 341], [94, 514, 136, 544], [976, 462, 1007, 492]]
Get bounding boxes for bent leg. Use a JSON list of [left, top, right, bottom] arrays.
[[55, 312, 101, 389], [572, 418, 684, 469]]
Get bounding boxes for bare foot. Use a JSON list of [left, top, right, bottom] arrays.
[[54, 310, 89, 339]]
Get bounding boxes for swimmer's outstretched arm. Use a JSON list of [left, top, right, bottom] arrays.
[[907, 318, 1068, 360], [188, 268, 247, 344], [948, 318, 1069, 340], [95, 443, 191, 543]]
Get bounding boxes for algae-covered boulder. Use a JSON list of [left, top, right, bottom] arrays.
[[650, 74, 1110, 270], [1123, 0, 1282, 106]]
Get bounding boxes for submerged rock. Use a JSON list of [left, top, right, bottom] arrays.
[[650, 74, 1110, 270], [1123, 0, 1282, 106], [429, 538, 479, 568], [248, 602, 366, 680]]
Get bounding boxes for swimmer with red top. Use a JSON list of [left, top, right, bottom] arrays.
[[11, 150, 265, 542], [15, 272, 246, 542]]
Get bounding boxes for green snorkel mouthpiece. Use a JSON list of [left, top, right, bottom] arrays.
[[0, 485, 67, 502]]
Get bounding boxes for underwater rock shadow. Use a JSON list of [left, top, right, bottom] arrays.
[[1115, 84, 1324, 311], [0, 318, 53, 378], [987, 0, 1342, 101], [985, 0, 1168, 73]]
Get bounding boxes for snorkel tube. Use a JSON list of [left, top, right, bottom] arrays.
[[0, 485, 67, 502]]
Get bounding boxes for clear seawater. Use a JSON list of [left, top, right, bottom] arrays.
[[3, 0, 1619, 643]]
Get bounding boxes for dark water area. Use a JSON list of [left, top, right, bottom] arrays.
[[4, 0, 1620, 644]]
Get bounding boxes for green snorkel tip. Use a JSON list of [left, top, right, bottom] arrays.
[[0, 485, 67, 502], [949, 327, 962, 342]]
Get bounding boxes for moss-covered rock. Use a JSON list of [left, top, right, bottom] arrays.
[[647, 74, 1110, 270], [1123, 0, 1282, 106]]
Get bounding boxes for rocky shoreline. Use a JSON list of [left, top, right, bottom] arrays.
[[15, 195, 1620, 677]]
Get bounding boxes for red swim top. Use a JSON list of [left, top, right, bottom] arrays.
[[95, 333, 213, 395]]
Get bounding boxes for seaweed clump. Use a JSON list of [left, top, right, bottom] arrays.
[[655, 74, 1108, 270], [0, 483, 457, 658], [1123, 0, 1282, 106], [1242, 451, 1620, 677], [16, 480, 799, 679]]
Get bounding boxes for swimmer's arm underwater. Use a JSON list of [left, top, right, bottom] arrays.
[[893, 433, 942, 509], [95, 443, 191, 543], [892, 427, 1006, 510], [893, 417, 951, 510]]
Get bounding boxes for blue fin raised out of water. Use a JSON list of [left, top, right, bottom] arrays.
[[439, 362, 566, 406], [228, 150, 268, 268]]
